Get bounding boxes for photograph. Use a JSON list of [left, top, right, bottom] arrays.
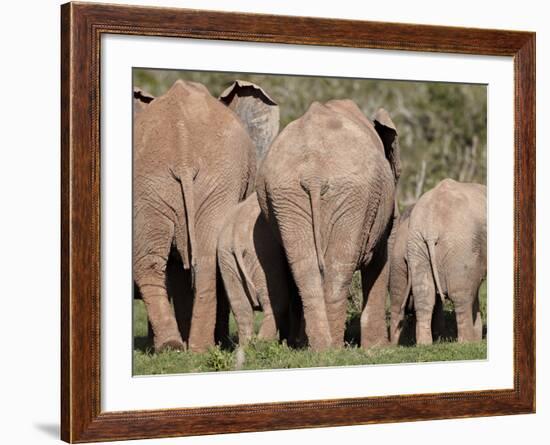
[[56, 1, 536, 442], [132, 68, 488, 375]]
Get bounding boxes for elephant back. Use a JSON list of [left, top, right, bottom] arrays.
[[134, 79, 256, 182], [258, 100, 393, 191], [409, 179, 487, 264]]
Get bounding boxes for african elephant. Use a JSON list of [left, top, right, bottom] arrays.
[[133, 79, 278, 352], [218, 193, 301, 349], [405, 179, 487, 345], [256, 99, 401, 351]]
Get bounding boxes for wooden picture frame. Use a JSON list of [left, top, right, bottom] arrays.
[[61, 2, 535, 442]]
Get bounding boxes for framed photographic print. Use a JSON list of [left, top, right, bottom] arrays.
[[61, 1, 535, 442]]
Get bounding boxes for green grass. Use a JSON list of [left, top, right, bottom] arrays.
[[134, 337, 486, 375], [133, 280, 487, 375]]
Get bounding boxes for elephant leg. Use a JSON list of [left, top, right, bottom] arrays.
[[455, 304, 475, 343], [389, 306, 405, 346], [133, 283, 155, 347], [258, 295, 278, 341], [291, 256, 331, 351], [235, 307, 255, 346], [389, 263, 409, 345], [218, 249, 255, 346], [268, 191, 331, 350], [188, 255, 218, 352], [139, 281, 183, 352], [361, 257, 390, 348], [324, 261, 356, 348], [326, 290, 349, 348], [431, 296, 445, 342], [134, 213, 184, 352], [473, 295, 483, 341], [412, 268, 436, 345], [453, 295, 477, 343]]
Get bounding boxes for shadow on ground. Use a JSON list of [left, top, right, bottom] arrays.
[[134, 336, 153, 353], [345, 309, 487, 347], [136, 308, 487, 353]]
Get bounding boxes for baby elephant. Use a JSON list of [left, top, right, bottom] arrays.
[[389, 204, 446, 344], [390, 179, 487, 345], [217, 193, 297, 349]]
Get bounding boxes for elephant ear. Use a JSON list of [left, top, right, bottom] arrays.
[[373, 108, 401, 183], [133, 88, 155, 117], [219, 80, 280, 163]]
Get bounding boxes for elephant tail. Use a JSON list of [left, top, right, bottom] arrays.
[[233, 249, 260, 307], [300, 177, 329, 277], [173, 169, 197, 290], [399, 265, 413, 313], [425, 238, 445, 305]]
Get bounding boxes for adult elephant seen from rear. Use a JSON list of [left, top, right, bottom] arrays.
[[133, 79, 279, 352], [257, 100, 401, 351]]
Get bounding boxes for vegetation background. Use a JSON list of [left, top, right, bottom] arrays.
[[135, 68, 487, 208], [133, 68, 488, 374]]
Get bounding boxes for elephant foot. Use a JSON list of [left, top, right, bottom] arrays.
[[389, 330, 401, 346], [417, 337, 433, 346], [416, 330, 433, 345], [309, 333, 333, 352], [235, 347, 246, 370], [360, 314, 390, 349], [257, 312, 277, 340], [257, 327, 278, 341], [361, 336, 390, 349], [155, 337, 186, 353], [416, 313, 434, 345], [361, 325, 390, 349], [188, 319, 216, 352], [188, 337, 215, 353]]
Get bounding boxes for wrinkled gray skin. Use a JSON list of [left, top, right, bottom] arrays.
[[389, 204, 447, 345], [401, 179, 487, 345], [257, 99, 401, 351], [388, 205, 414, 344], [218, 87, 299, 356], [218, 193, 300, 351], [133, 79, 278, 352]]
